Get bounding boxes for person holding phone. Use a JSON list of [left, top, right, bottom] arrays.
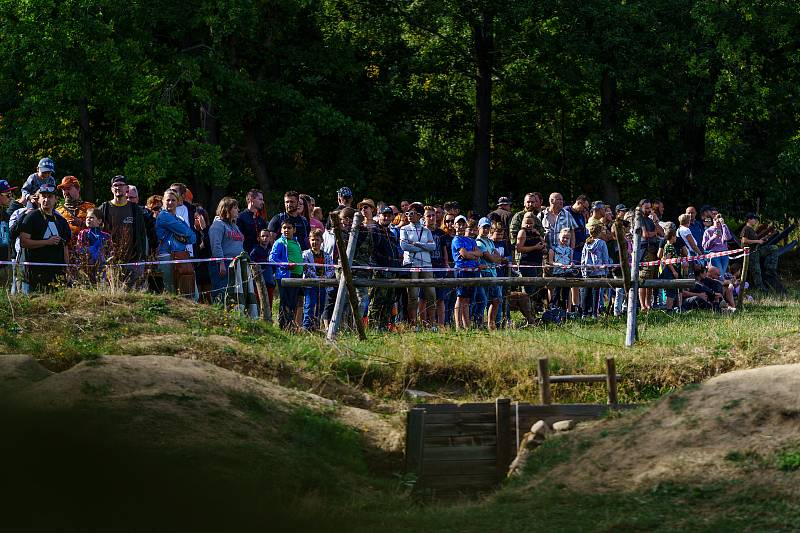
[[19, 184, 71, 292]]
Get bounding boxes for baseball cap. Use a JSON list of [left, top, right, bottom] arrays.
[[379, 206, 393, 215], [38, 183, 57, 195], [745, 212, 759, 221], [615, 203, 627, 213], [57, 175, 81, 190], [478, 217, 492, 227], [337, 186, 353, 199], [497, 196, 511, 206], [453, 215, 467, 224], [111, 175, 127, 186], [0, 179, 18, 194], [37, 157, 55, 172], [591, 200, 605, 210]]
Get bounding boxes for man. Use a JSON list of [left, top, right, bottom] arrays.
[[335, 187, 353, 210], [565, 195, 589, 260], [740, 212, 783, 293], [19, 184, 72, 292], [539, 192, 577, 250], [680, 265, 716, 311], [56, 176, 96, 244], [21, 157, 57, 199], [509, 192, 545, 248], [652, 199, 669, 232], [685, 206, 705, 249], [705, 265, 736, 310], [443, 201, 461, 217], [489, 196, 513, 236], [96, 175, 148, 286], [399, 205, 437, 327], [368, 206, 402, 330], [269, 190, 310, 251], [0, 180, 17, 286], [585, 201, 611, 241], [237, 189, 268, 253]]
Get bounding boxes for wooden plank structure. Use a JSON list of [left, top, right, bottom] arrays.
[[405, 357, 634, 494]]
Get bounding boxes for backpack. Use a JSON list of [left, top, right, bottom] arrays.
[[541, 306, 567, 325]]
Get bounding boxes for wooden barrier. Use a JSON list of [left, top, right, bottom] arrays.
[[538, 357, 619, 405], [281, 276, 696, 289]]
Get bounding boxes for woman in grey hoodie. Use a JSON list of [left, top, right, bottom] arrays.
[[209, 197, 245, 303]]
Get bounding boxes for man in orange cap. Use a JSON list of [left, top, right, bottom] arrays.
[[56, 175, 95, 244]]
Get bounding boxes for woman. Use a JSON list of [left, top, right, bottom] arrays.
[[194, 206, 212, 303], [702, 214, 733, 274], [209, 197, 245, 303], [155, 189, 197, 297], [300, 194, 324, 232], [516, 212, 546, 301]]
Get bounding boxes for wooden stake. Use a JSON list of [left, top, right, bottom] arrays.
[[537, 358, 552, 405], [736, 247, 750, 310], [605, 357, 618, 405], [495, 398, 512, 480], [326, 212, 367, 341]]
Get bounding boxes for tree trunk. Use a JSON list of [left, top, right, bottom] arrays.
[[243, 120, 272, 211], [600, 69, 620, 205], [472, 12, 493, 215], [78, 97, 94, 201]]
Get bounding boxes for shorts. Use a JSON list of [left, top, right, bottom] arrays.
[[639, 248, 659, 281], [456, 270, 477, 299], [434, 270, 449, 301]]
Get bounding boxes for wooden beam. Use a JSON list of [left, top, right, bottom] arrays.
[[549, 374, 621, 384], [405, 408, 426, 476], [495, 398, 512, 481], [281, 276, 695, 289], [736, 246, 750, 310]]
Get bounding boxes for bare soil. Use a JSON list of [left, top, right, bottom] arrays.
[[535, 363, 800, 493]]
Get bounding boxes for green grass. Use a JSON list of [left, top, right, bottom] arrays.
[[1, 286, 799, 405]]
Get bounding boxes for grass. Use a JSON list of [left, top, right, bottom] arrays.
[[1, 284, 799, 405]]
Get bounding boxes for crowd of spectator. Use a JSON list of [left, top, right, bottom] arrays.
[[0, 157, 790, 332]]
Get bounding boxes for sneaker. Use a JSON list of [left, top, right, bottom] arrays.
[[430, 325, 439, 333]]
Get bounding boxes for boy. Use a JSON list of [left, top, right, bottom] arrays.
[[269, 221, 304, 330], [249, 228, 276, 309], [451, 215, 483, 329], [76, 208, 113, 282], [301, 229, 335, 331]]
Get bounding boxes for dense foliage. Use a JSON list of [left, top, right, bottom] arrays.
[[1, 0, 799, 219]]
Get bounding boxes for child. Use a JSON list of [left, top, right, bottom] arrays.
[[249, 228, 276, 309], [658, 228, 681, 310], [451, 215, 482, 330], [76, 208, 112, 283], [269, 221, 304, 330], [301, 228, 335, 331], [548, 228, 574, 310], [475, 219, 503, 329], [580, 223, 611, 318]]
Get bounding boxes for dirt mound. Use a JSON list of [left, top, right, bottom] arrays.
[[0, 354, 405, 531], [537, 363, 800, 492]]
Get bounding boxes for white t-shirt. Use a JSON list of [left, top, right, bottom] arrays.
[[677, 225, 696, 251]]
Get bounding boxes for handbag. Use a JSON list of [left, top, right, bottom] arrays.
[[171, 250, 195, 297]]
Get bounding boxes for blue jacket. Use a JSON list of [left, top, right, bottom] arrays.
[[581, 238, 611, 277], [269, 236, 303, 279], [155, 211, 196, 254]]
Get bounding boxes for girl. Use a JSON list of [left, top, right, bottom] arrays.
[[209, 197, 245, 303], [75, 208, 112, 283], [547, 228, 574, 310], [580, 223, 611, 318], [658, 228, 681, 310]]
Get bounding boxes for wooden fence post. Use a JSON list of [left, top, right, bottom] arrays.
[[605, 357, 618, 405], [626, 208, 643, 347], [615, 219, 631, 296], [405, 408, 426, 479], [537, 358, 552, 405], [326, 212, 368, 341], [736, 247, 750, 310], [495, 398, 512, 481]]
